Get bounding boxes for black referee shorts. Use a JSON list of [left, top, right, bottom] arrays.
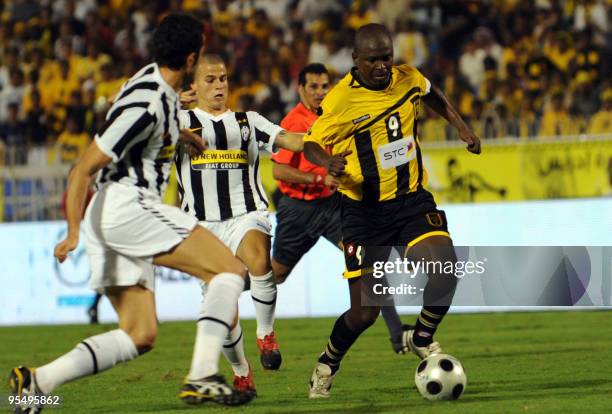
[[342, 189, 450, 279], [273, 193, 342, 268]]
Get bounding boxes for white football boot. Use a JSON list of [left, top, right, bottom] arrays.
[[406, 329, 442, 360], [308, 362, 336, 399]]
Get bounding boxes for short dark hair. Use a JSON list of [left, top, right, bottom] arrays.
[[298, 63, 328, 86], [152, 13, 203, 70], [354, 23, 392, 53]]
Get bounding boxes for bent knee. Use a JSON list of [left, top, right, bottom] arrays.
[[347, 307, 380, 331], [356, 307, 380, 329], [367, 308, 380, 324], [242, 251, 271, 276], [248, 257, 272, 277], [127, 328, 157, 352]]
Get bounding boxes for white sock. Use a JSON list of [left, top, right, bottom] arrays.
[[189, 273, 244, 380], [35, 329, 138, 394], [222, 323, 250, 377], [198, 281, 249, 377], [250, 271, 276, 338]]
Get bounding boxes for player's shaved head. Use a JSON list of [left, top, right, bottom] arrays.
[[352, 24, 394, 89], [200, 53, 224, 65], [196, 53, 225, 76], [354, 24, 393, 54]]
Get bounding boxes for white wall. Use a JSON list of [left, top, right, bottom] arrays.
[[0, 198, 610, 325]]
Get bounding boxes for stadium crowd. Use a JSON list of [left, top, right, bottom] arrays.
[[0, 0, 610, 168]]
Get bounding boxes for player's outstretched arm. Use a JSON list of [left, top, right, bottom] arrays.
[[272, 162, 339, 187], [423, 84, 481, 154], [274, 131, 304, 152], [304, 142, 351, 177], [54, 141, 112, 263]]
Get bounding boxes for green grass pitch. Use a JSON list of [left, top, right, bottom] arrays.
[[1, 311, 611, 413]]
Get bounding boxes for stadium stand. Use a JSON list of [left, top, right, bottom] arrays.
[[0, 0, 610, 221]]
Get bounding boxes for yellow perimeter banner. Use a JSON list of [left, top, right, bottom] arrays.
[[422, 137, 612, 203], [175, 137, 612, 211]]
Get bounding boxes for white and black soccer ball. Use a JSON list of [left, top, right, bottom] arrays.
[[414, 353, 467, 401]]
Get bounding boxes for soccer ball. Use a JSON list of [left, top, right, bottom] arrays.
[[414, 353, 467, 401]]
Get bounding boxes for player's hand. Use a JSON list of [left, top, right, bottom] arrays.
[[180, 128, 207, 157], [179, 89, 197, 108], [54, 235, 79, 263], [324, 174, 340, 187], [325, 150, 352, 177], [459, 129, 481, 154]]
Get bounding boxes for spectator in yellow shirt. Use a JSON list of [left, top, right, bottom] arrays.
[[56, 115, 89, 164], [55, 38, 86, 82], [588, 90, 612, 135], [212, 0, 235, 40], [39, 60, 79, 112], [544, 31, 575, 74], [35, 51, 61, 87], [519, 95, 540, 138], [245, 10, 272, 44], [227, 71, 267, 110], [394, 18, 428, 67], [20, 69, 40, 117], [94, 63, 126, 107], [539, 91, 576, 137], [346, 1, 379, 30], [78, 42, 112, 83]]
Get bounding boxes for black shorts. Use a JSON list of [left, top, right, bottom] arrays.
[[341, 189, 450, 278], [273, 193, 342, 268]]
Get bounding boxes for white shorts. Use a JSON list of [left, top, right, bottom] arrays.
[[198, 210, 271, 297], [199, 210, 272, 255], [84, 183, 198, 292]]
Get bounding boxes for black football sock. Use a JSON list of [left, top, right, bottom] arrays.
[[413, 305, 449, 347], [318, 311, 362, 374]]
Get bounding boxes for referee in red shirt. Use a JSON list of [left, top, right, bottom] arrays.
[[271, 64, 411, 354], [271, 64, 341, 283]]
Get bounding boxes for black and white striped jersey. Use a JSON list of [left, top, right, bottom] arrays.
[[175, 108, 282, 222], [95, 63, 181, 199]]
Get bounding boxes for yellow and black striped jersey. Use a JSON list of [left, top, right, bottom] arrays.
[[304, 64, 431, 202]]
